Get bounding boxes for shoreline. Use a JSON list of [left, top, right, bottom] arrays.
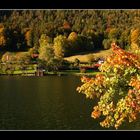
[[0, 70, 101, 76]]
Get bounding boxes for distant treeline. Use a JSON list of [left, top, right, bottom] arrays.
[[0, 10, 140, 54]]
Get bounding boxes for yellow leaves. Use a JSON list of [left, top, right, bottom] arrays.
[[129, 76, 140, 90], [68, 32, 78, 41], [114, 113, 119, 120], [25, 30, 31, 41], [131, 42, 139, 51], [106, 57, 111, 62], [0, 23, 6, 46], [129, 113, 137, 122], [53, 35, 67, 58], [0, 35, 6, 46], [115, 118, 124, 129], [81, 76, 91, 83], [131, 28, 140, 44], [100, 116, 114, 128], [0, 23, 4, 33]]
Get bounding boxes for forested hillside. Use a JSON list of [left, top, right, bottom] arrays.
[[0, 10, 140, 53], [0, 10, 140, 73]]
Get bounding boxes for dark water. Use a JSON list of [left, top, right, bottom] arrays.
[[0, 76, 139, 130]]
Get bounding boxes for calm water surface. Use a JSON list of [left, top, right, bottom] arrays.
[[0, 75, 139, 130]]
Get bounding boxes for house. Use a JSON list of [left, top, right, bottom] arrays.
[[98, 59, 104, 64], [79, 58, 104, 72]]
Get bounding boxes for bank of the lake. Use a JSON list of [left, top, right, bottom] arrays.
[[45, 70, 101, 76], [0, 69, 101, 76]]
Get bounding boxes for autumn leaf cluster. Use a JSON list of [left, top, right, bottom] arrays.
[[77, 43, 140, 129]]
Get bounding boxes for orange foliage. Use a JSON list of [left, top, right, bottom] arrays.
[[68, 32, 78, 41], [0, 23, 6, 46], [63, 21, 71, 29], [77, 43, 140, 129]]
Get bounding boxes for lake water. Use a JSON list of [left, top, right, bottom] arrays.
[[0, 75, 139, 130]]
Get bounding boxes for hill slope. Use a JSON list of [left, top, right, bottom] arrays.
[[64, 49, 112, 63]]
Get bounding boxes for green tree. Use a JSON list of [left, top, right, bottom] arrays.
[[38, 34, 54, 62], [53, 35, 68, 58], [108, 28, 119, 39], [102, 39, 112, 49]]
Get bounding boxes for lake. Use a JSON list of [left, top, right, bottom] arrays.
[[0, 75, 139, 130]]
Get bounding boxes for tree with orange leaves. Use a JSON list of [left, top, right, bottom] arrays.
[[77, 43, 140, 129], [0, 23, 6, 47]]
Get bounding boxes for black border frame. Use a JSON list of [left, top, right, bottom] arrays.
[[0, 0, 140, 9], [0, 0, 140, 138]]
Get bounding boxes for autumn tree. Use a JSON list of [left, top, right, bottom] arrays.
[[38, 34, 54, 62], [39, 34, 65, 71], [1, 10, 140, 54], [53, 35, 68, 58], [0, 23, 6, 47], [68, 32, 78, 41], [77, 43, 140, 129], [24, 28, 33, 47], [59, 20, 71, 36], [130, 28, 140, 51]]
